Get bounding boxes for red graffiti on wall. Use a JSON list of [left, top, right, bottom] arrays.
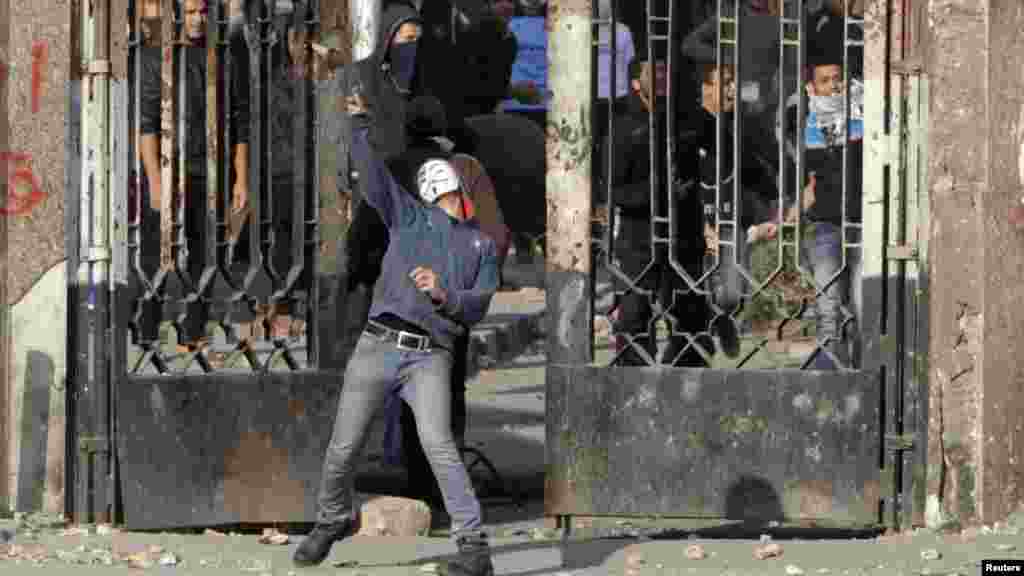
[[0, 152, 47, 216], [0, 41, 51, 215], [31, 40, 48, 114]]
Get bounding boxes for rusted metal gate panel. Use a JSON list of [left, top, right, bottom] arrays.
[[544, 0, 924, 530], [545, 365, 881, 524], [116, 372, 340, 529], [66, 0, 355, 527]]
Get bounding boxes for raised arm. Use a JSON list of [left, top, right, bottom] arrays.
[[439, 236, 499, 327], [348, 114, 418, 229]]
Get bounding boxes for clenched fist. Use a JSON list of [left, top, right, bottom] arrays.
[[410, 267, 447, 306]]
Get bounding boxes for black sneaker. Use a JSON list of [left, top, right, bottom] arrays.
[[292, 520, 354, 567], [443, 533, 494, 576], [714, 315, 741, 359]]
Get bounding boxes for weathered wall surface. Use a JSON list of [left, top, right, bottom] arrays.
[[925, 0, 988, 528], [7, 261, 66, 513], [980, 0, 1024, 523], [0, 0, 11, 515], [925, 0, 1024, 526], [7, 0, 68, 300], [3, 0, 69, 513]]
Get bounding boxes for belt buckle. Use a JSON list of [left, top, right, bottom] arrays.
[[396, 331, 427, 352]]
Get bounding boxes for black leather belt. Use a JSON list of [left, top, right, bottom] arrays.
[[364, 319, 433, 352]]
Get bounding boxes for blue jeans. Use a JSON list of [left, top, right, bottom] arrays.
[[317, 332, 483, 537], [801, 222, 862, 370]]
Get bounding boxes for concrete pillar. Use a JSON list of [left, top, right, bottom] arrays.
[[925, 0, 1024, 527], [545, 0, 593, 365]]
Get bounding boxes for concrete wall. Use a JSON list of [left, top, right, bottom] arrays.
[[2, 0, 69, 513], [925, 0, 1024, 527]]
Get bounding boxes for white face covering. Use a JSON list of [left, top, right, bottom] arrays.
[[809, 78, 863, 143]]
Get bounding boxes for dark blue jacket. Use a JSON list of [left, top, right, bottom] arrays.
[[350, 117, 498, 351]]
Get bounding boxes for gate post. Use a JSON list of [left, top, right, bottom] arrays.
[[74, 0, 114, 524], [545, 0, 593, 366]]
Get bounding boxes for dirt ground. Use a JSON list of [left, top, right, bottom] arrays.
[[1, 509, 1022, 575]]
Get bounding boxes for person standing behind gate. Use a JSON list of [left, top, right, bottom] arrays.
[[694, 58, 779, 356], [294, 91, 498, 576], [603, 54, 711, 367], [138, 0, 251, 347], [783, 44, 863, 370]]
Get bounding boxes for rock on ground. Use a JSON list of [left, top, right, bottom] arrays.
[[357, 496, 432, 537]]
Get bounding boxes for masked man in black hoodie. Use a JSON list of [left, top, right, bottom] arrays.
[[603, 54, 711, 367]]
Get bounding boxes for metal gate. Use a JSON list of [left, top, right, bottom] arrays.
[[66, 0, 351, 528], [546, 0, 928, 530]]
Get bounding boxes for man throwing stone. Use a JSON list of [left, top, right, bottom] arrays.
[[293, 93, 498, 576]]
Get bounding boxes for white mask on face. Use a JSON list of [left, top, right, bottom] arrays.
[[809, 78, 864, 143]]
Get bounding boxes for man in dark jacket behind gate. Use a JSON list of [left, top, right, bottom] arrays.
[[137, 0, 251, 346], [603, 54, 712, 366]]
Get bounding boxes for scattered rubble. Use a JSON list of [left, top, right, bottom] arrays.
[[95, 524, 117, 536], [684, 544, 707, 560], [257, 528, 290, 545], [754, 542, 784, 560]]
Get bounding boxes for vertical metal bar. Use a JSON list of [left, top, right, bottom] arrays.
[[173, 0, 190, 302], [588, 0, 599, 358], [545, 0, 593, 366], [77, 0, 113, 524], [64, 76, 83, 519], [75, 0, 93, 522], [603, 0, 617, 272], [108, 0, 130, 521], [285, 1, 308, 300], [304, 0, 321, 364], [160, 0, 176, 275], [262, 0, 278, 286], [216, 0, 234, 288], [244, 0, 265, 295], [885, 0, 905, 529], [792, 0, 807, 284], [906, 71, 930, 529], [203, 0, 223, 311], [729, 0, 740, 281]]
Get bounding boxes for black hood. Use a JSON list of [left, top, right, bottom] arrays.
[[374, 1, 423, 70]]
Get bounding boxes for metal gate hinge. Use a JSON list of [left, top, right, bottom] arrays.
[[886, 244, 917, 261], [885, 434, 916, 453], [79, 436, 111, 455]]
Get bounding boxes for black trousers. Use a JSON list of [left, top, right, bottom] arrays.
[[134, 174, 210, 344], [613, 242, 710, 368]]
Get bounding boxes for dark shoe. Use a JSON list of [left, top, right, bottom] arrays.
[[443, 534, 494, 576], [714, 315, 741, 359], [292, 520, 354, 567]]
